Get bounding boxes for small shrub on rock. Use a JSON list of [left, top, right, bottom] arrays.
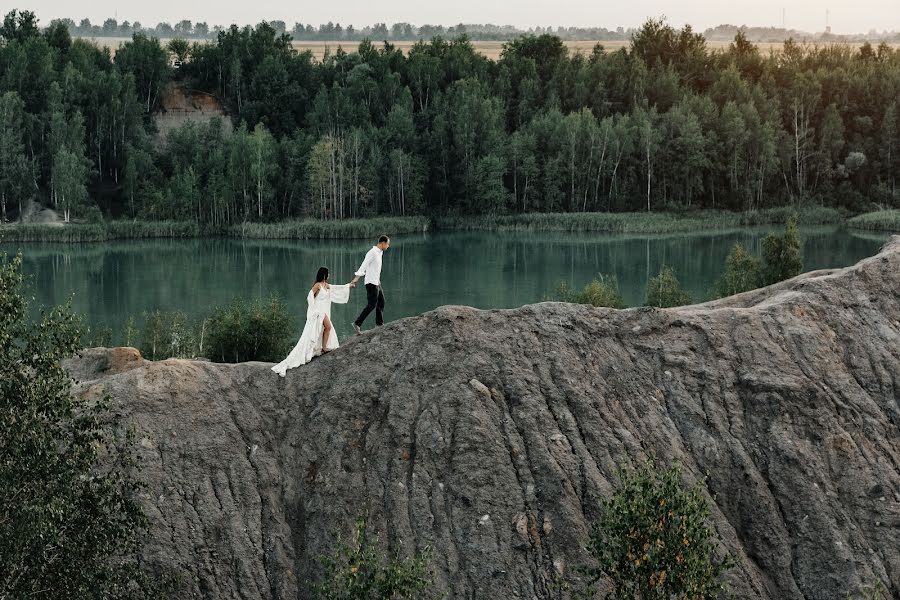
[[316, 518, 438, 600], [586, 459, 733, 599]]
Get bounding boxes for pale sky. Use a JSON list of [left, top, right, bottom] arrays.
[[16, 0, 900, 35]]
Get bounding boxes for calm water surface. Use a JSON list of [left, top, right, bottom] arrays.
[[1, 227, 889, 340]]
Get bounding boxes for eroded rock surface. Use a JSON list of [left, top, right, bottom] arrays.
[[69, 237, 900, 600]]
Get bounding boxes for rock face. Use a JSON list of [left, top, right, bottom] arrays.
[[69, 237, 900, 600]]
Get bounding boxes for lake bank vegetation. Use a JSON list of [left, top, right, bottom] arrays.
[[0, 9, 899, 231]]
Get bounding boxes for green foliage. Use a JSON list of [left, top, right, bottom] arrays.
[[205, 295, 294, 363], [316, 519, 439, 600], [586, 459, 733, 600], [558, 275, 625, 309], [715, 243, 762, 298], [761, 215, 803, 285], [846, 581, 886, 600], [0, 253, 161, 598], [646, 266, 692, 308]]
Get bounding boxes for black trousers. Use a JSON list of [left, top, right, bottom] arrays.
[[355, 283, 385, 327]]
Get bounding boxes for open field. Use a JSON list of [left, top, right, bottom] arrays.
[[84, 37, 900, 60]]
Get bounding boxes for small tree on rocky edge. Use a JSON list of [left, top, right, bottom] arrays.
[[586, 459, 733, 599], [646, 265, 692, 308], [0, 254, 163, 598], [761, 215, 803, 286], [714, 243, 761, 298], [316, 518, 438, 600]]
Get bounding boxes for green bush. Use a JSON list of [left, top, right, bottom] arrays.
[[139, 309, 198, 360], [316, 518, 438, 600], [646, 266, 692, 308], [558, 275, 625, 309], [0, 253, 162, 598], [714, 243, 762, 298], [761, 215, 803, 286], [586, 459, 733, 599], [205, 295, 294, 363]]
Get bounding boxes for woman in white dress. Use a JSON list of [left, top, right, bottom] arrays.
[[272, 267, 355, 377]]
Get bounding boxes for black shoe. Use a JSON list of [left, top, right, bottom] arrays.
[[352, 322, 362, 335]]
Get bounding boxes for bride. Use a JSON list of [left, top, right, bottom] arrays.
[[272, 267, 355, 377]]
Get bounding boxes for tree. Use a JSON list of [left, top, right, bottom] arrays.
[[0, 9, 39, 43], [166, 38, 190, 64], [0, 254, 162, 598], [715, 243, 761, 297], [51, 147, 91, 222], [249, 123, 276, 219], [114, 33, 170, 114], [646, 266, 692, 307], [0, 92, 29, 222], [879, 101, 898, 198], [635, 107, 660, 211], [761, 215, 803, 285], [586, 459, 732, 599]]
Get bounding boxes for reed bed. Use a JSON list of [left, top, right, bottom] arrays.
[[435, 207, 844, 234], [847, 210, 900, 232], [227, 217, 431, 239]]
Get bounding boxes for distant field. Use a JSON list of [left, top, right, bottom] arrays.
[[87, 37, 900, 60]]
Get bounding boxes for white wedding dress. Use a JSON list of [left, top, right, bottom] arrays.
[[272, 283, 351, 376]]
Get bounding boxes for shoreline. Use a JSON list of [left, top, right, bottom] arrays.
[[1, 208, 898, 244]]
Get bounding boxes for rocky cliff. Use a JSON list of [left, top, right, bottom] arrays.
[[68, 237, 900, 600]]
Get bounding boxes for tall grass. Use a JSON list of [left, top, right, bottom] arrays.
[[0, 217, 429, 243], [847, 210, 900, 232], [436, 207, 844, 234], [0, 221, 203, 243], [0, 209, 853, 243], [228, 216, 430, 239]]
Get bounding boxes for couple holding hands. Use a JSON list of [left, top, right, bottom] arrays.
[[272, 235, 391, 377]]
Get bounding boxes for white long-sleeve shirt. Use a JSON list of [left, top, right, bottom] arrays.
[[355, 246, 384, 286]]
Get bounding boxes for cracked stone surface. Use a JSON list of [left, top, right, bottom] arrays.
[[67, 236, 900, 599]]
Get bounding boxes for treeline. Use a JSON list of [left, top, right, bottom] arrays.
[[1, 9, 900, 226], [52, 16, 632, 42], [702, 25, 900, 44]]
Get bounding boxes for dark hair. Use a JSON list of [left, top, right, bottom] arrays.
[[378, 235, 390, 244], [314, 267, 329, 283]]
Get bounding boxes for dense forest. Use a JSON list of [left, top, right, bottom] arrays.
[[1, 8, 899, 226]]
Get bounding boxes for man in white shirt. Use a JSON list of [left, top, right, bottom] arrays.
[[351, 235, 390, 333]]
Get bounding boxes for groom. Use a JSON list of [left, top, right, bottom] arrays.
[[351, 235, 390, 333]]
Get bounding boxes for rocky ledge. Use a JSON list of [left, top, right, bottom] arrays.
[[68, 237, 900, 599]]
